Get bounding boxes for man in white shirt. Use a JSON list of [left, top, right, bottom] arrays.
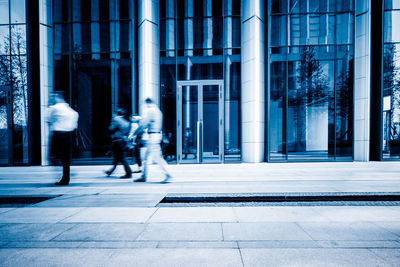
[[133, 98, 171, 183], [47, 92, 79, 185]]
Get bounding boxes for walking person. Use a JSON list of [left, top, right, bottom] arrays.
[[47, 92, 79, 186], [105, 108, 132, 178], [133, 98, 172, 183], [128, 115, 143, 173]]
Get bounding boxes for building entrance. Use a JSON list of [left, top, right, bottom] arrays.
[[176, 80, 224, 163], [0, 86, 12, 165]]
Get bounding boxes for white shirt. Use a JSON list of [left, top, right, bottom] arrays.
[[141, 104, 163, 133], [47, 103, 79, 131]]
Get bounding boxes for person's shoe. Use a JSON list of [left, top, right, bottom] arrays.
[[132, 169, 142, 173], [120, 174, 132, 179], [134, 176, 146, 182], [55, 180, 69, 186], [105, 170, 112, 176], [160, 174, 172, 184]]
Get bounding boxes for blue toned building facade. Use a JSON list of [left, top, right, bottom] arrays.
[[0, 0, 398, 165]]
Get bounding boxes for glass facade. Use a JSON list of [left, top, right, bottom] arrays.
[[382, 0, 400, 159], [268, 0, 354, 161], [0, 0, 28, 165], [160, 0, 241, 162], [53, 0, 134, 162]]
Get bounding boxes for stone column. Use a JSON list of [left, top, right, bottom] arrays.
[[38, 0, 53, 165], [354, 0, 371, 161], [241, 0, 265, 162], [138, 0, 160, 113]]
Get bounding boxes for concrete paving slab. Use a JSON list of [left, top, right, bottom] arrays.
[[240, 248, 387, 267], [318, 240, 400, 248], [3, 241, 82, 248], [298, 222, 400, 241], [372, 221, 400, 238], [149, 207, 236, 223], [0, 223, 76, 241], [157, 241, 238, 248], [369, 248, 400, 266], [61, 207, 156, 223], [78, 241, 158, 248], [233, 206, 329, 222], [0, 248, 116, 267], [107, 248, 243, 267], [238, 240, 321, 248], [53, 223, 146, 241], [0, 208, 83, 223], [137, 223, 223, 241], [32, 194, 164, 207], [0, 208, 15, 214], [223, 222, 313, 241], [312, 206, 400, 222]]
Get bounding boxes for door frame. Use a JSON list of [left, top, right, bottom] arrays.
[[176, 80, 224, 164]]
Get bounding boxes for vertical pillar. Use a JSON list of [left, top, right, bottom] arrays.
[[138, 0, 160, 113], [72, 0, 81, 51], [241, 0, 265, 162], [224, 0, 233, 150], [354, 0, 372, 161], [27, 0, 41, 165], [37, 0, 53, 165], [110, 0, 120, 112]]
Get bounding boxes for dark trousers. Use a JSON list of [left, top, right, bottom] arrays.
[[51, 131, 72, 183], [133, 145, 142, 167], [108, 139, 132, 175]]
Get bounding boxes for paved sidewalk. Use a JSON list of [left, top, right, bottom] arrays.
[[0, 162, 400, 266]]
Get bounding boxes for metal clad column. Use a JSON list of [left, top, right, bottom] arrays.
[[354, 0, 372, 161], [241, 0, 265, 162], [138, 0, 160, 113]]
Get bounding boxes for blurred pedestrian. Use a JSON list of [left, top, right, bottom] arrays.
[[133, 98, 172, 183], [105, 108, 132, 178], [128, 115, 143, 173], [47, 92, 79, 186]]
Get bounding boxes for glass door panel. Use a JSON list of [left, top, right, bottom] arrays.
[[202, 84, 220, 162], [177, 80, 224, 164], [181, 85, 198, 163]]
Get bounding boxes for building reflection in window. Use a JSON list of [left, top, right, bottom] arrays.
[[383, 0, 400, 159], [269, 0, 354, 161]]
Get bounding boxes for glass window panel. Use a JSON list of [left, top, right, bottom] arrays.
[[232, 0, 240, 15], [335, 47, 353, 158], [212, 0, 222, 16], [290, 0, 299, 13], [271, 0, 287, 13], [11, 25, 26, 55], [0, 56, 11, 85], [385, 11, 400, 43], [11, 54, 28, 164], [100, 22, 110, 52], [119, 0, 130, 19], [385, 0, 400, 10], [336, 13, 353, 45], [10, 0, 25, 23], [99, 0, 109, 20], [81, 0, 91, 21], [0, 26, 10, 55], [309, 0, 320, 12], [232, 16, 240, 48], [270, 61, 287, 160], [271, 15, 287, 47], [383, 44, 400, 158], [80, 22, 91, 53], [119, 20, 130, 52], [0, 0, 9, 24]]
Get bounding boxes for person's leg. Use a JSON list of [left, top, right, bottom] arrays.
[[119, 142, 132, 178], [134, 144, 150, 182], [56, 132, 71, 185], [106, 141, 119, 175]]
